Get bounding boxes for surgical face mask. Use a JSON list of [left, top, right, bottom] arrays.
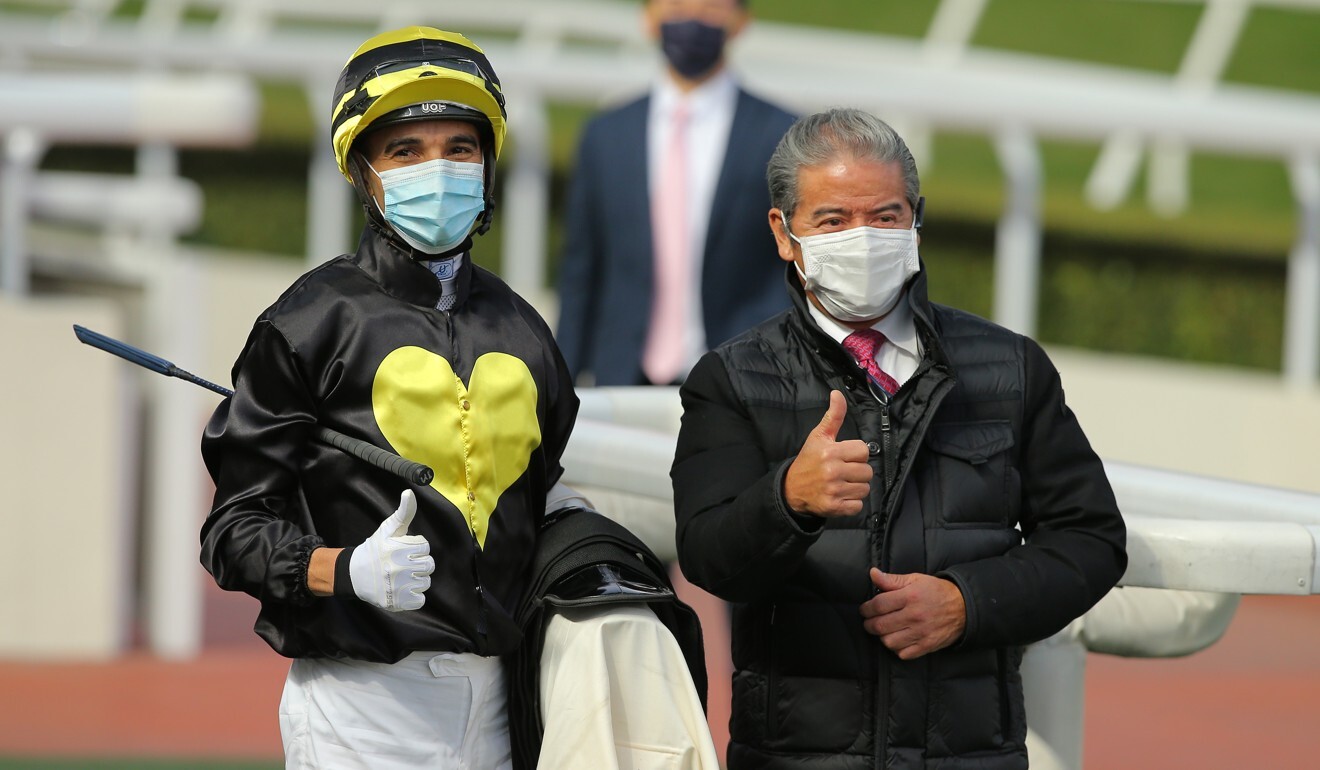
[[787, 222, 920, 323], [372, 158, 485, 255], [659, 19, 727, 79]]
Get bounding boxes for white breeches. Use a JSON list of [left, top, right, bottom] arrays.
[[280, 650, 511, 770]]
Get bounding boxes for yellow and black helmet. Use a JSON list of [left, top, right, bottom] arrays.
[[330, 26, 507, 181]]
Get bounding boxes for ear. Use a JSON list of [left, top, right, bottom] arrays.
[[769, 208, 796, 264], [350, 152, 385, 211], [727, 6, 750, 40], [643, 2, 661, 40]]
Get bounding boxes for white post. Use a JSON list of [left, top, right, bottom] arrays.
[[500, 89, 551, 301], [1147, 135, 1192, 217], [304, 78, 354, 266], [136, 141, 206, 659], [1086, 0, 1251, 215], [1, 128, 45, 296], [923, 0, 990, 66], [1282, 152, 1320, 388], [992, 127, 1043, 337], [913, 0, 992, 171], [142, 248, 206, 660], [1147, 0, 1251, 216], [1021, 626, 1087, 770]]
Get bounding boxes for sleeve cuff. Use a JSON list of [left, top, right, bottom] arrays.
[[772, 458, 825, 535], [934, 567, 974, 648], [333, 546, 357, 599]]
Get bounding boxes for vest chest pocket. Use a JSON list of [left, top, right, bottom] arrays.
[[924, 420, 1016, 526]]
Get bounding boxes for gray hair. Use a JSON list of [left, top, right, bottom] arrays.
[[766, 108, 921, 223]]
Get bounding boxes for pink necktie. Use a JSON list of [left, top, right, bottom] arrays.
[[642, 101, 691, 385], [842, 329, 901, 396]]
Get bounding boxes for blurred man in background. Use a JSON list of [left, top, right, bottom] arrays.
[[555, 0, 795, 386], [200, 26, 581, 768], [672, 108, 1127, 769]]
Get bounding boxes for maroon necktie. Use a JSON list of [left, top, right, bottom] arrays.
[[842, 329, 900, 396]]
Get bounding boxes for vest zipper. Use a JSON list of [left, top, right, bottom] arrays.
[[874, 402, 892, 770], [879, 406, 895, 491], [869, 366, 957, 770]]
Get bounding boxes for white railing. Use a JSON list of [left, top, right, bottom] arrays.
[[563, 385, 1320, 770], [1087, 0, 1320, 215], [0, 71, 256, 295], [3, 5, 1317, 763], [4, 0, 1319, 641], [569, 381, 1320, 762], [2, 1, 1319, 382], [565, 389, 1320, 596], [0, 69, 259, 658]]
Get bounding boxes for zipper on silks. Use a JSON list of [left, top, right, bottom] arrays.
[[471, 511, 486, 639], [441, 302, 490, 646], [475, 583, 488, 638], [467, 479, 488, 644]]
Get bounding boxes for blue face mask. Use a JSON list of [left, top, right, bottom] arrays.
[[659, 19, 727, 80], [373, 158, 485, 255]]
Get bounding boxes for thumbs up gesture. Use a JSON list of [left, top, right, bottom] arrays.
[[349, 490, 435, 612], [784, 391, 874, 517]]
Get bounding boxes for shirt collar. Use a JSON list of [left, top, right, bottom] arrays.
[[652, 68, 737, 118], [423, 253, 465, 283], [807, 291, 920, 358]]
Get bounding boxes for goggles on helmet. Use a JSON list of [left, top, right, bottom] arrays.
[[330, 27, 507, 181]]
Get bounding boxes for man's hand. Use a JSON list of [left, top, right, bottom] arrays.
[[860, 568, 967, 660], [349, 490, 434, 612], [784, 390, 873, 517]]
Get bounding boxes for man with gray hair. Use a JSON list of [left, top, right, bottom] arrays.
[[671, 108, 1127, 769]]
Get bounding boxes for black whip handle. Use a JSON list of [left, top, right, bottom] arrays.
[[313, 426, 434, 486], [73, 324, 435, 487]]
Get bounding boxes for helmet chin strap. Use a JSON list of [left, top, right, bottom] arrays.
[[473, 142, 496, 236]]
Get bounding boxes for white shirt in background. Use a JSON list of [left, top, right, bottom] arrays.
[[647, 69, 739, 379]]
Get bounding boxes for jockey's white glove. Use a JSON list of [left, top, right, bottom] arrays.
[[348, 490, 433, 612]]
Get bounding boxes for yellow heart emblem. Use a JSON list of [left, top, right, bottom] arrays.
[[372, 347, 541, 549]]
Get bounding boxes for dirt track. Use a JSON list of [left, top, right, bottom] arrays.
[[1, 586, 1317, 767]]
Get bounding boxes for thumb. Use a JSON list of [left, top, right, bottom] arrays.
[[815, 390, 847, 442], [383, 489, 417, 536], [870, 567, 904, 592]]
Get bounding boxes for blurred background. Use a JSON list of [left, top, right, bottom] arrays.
[[2, 0, 1320, 768]]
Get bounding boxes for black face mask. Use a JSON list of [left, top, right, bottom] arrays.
[[659, 19, 727, 80]]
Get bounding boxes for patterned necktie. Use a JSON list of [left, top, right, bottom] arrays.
[[642, 100, 691, 385], [842, 329, 900, 396]]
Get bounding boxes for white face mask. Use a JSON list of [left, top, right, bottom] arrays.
[[787, 222, 920, 323]]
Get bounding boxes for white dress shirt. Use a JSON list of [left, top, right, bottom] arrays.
[[807, 291, 923, 388], [647, 69, 739, 378]]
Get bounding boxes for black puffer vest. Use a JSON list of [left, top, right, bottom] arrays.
[[718, 272, 1033, 769]]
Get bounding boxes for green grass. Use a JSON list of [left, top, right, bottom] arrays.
[[746, 0, 937, 36]]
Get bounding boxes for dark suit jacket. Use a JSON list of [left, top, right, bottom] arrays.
[[555, 87, 796, 385]]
